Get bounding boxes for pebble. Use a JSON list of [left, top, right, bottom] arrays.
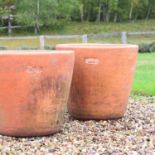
[[0, 96, 154, 155]]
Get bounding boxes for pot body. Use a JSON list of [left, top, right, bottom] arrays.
[[56, 44, 138, 120], [0, 50, 74, 137]]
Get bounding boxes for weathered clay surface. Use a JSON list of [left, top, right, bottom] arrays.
[[56, 44, 138, 120], [0, 50, 74, 137]]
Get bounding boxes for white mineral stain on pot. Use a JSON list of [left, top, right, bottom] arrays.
[[26, 66, 43, 75], [85, 58, 100, 65], [49, 58, 58, 64]]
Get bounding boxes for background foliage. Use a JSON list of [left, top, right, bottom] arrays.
[[0, 0, 155, 32]]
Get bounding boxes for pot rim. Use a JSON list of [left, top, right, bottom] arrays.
[[56, 43, 138, 49], [0, 50, 74, 55]]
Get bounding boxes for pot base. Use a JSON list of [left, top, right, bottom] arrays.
[[0, 126, 61, 137]]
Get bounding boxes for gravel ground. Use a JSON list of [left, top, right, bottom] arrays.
[[0, 96, 154, 155]]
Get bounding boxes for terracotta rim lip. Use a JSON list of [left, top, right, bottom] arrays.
[[0, 50, 74, 55], [56, 43, 139, 49]]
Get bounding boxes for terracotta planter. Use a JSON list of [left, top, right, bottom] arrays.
[[0, 50, 74, 137], [56, 44, 138, 120]]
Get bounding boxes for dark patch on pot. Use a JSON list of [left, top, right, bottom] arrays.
[[24, 75, 68, 114]]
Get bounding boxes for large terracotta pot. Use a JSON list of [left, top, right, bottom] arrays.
[[56, 44, 138, 120], [0, 50, 74, 137]]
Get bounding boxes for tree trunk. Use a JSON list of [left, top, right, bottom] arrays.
[[129, 5, 133, 20], [34, 22, 40, 34], [86, 10, 91, 21], [134, 13, 138, 21], [105, 12, 110, 22], [114, 13, 118, 23], [96, 1, 102, 22], [146, 5, 152, 19], [34, 25, 38, 34], [34, 0, 40, 33], [8, 16, 12, 35], [80, 4, 84, 22]]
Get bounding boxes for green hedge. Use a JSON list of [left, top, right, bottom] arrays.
[[0, 46, 7, 50], [16, 46, 39, 50], [139, 42, 155, 53]]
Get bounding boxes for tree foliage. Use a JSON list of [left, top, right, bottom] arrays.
[[0, 0, 155, 33]]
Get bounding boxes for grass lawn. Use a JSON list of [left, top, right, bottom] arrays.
[[1, 34, 155, 49], [132, 52, 155, 96], [5, 19, 155, 35], [1, 19, 155, 49]]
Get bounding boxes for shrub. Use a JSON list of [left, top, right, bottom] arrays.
[[17, 46, 55, 50], [138, 42, 155, 53], [149, 42, 155, 52], [139, 43, 150, 53], [44, 45, 55, 50], [17, 46, 39, 50], [0, 46, 7, 50]]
